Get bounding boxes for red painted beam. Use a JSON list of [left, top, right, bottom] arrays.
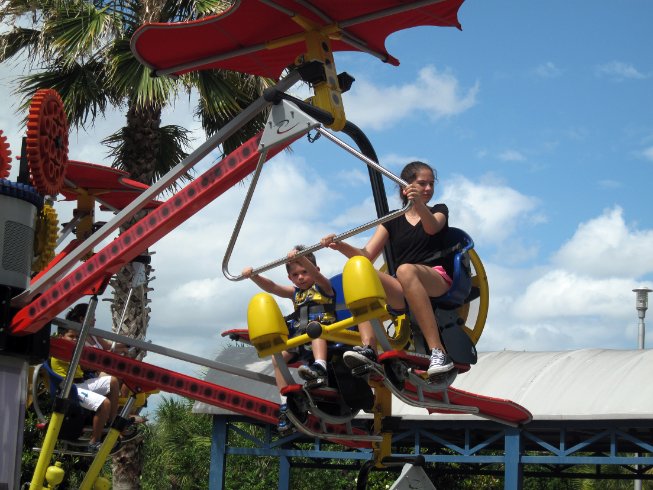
[[11, 133, 287, 335], [50, 337, 280, 425]]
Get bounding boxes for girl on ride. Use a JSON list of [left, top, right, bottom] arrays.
[[321, 161, 454, 377]]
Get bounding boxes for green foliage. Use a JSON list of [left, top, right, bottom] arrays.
[[21, 406, 112, 489], [23, 394, 653, 488], [141, 396, 213, 489]]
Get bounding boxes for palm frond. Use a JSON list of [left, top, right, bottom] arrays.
[[0, 27, 40, 63], [16, 59, 112, 128], [43, 1, 117, 61], [106, 38, 178, 106], [160, 0, 231, 21], [192, 69, 273, 154]]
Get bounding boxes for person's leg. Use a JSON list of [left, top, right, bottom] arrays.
[[343, 272, 403, 367], [311, 338, 327, 363], [91, 398, 111, 444], [272, 350, 296, 392], [356, 321, 377, 350], [377, 272, 406, 312], [395, 264, 449, 351], [395, 264, 454, 375], [273, 351, 296, 432], [83, 375, 119, 424], [77, 386, 110, 444]]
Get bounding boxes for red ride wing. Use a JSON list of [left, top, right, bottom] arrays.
[[131, 0, 464, 79], [62, 160, 161, 211]]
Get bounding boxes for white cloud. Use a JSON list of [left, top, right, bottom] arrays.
[[512, 270, 635, 320], [552, 206, 653, 278], [441, 175, 541, 246], [474, 206, 653, 352], [343, 65, 479, 131], [533, 61, 562, 78], [497, 149, 526, 162], [641, 146, 653, 162], [595, 61, 648, 81], [334, 168, 370, 187]]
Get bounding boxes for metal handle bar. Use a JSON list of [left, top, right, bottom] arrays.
[[221, 123, 411, 281], [60, 296, 98, 399]]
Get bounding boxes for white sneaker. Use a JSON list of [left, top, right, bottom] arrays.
[[427, 348, 454, 376]]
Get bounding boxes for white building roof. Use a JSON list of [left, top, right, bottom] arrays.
[[194, 346, 653, 422]]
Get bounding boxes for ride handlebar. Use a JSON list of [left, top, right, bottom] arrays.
[[222, 201, 412, 281]]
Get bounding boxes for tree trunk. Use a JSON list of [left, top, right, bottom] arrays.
[[110, 100, 160, 488], [111, 437, 145, 490]]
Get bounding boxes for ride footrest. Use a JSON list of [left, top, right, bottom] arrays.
[[280, 384, 378, 446], [304, 376, 328, 390], [378, 349, 471, 375]]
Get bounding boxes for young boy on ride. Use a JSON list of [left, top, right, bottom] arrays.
[[50, 303, 137, 452], [321, 161, 455, 378], [242, 246, 335, 432]]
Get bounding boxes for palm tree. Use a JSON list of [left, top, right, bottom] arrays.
[[1, 0, 272, 487]]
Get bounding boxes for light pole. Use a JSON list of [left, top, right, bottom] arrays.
[[632, 287, 651, 490], [633, 287, 651, 350]]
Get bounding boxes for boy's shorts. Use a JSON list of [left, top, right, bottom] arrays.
[[75, 376, 112, 412]]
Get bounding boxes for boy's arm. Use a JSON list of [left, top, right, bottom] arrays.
[[242, 266, 294, 298], [293, 255, 334, 296]]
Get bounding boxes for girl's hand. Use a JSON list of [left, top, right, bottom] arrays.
[[321, 234, 339, 250], [241, 266, 254, 278], [402, 183, 421, 202]]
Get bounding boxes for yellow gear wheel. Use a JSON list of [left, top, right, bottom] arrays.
[[32, 203, 59, 273], [379, 248, 490, 348], [458, 249, 489, 345]]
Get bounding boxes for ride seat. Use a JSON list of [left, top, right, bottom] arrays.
[[42, 359, 81, 402], [429, 227, 474, 309], [41, 359, 94, 440]]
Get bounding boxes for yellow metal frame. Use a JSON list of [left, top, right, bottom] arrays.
[[246, 251, 490, 463], [30, 411, 66, 490], [262, 13, 348, 130]]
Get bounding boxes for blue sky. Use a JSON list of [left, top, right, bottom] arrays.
[[1, 0, 653, 398]]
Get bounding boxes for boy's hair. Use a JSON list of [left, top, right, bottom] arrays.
[[285, 245, 317, 272], [57, 326, 76, 336], [59, 303, 89, 335], [66, 303, 89, 322]]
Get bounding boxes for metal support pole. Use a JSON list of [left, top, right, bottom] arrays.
[[210, 417, 229, 490], [504, 428, 523, 490], [633, 287, 650, 350], [278, 455, 291, 490], [632, 287, 650, 490]]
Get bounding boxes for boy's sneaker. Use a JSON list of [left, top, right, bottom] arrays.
[[277, 404, 292, 434], [88, 441, 102, 453], [297, 363, 328, 382], [427, 348, 454, 376], [343, 345, 377, 368]]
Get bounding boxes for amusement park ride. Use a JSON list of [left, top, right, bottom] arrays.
[[0, 0, 532, 488]]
